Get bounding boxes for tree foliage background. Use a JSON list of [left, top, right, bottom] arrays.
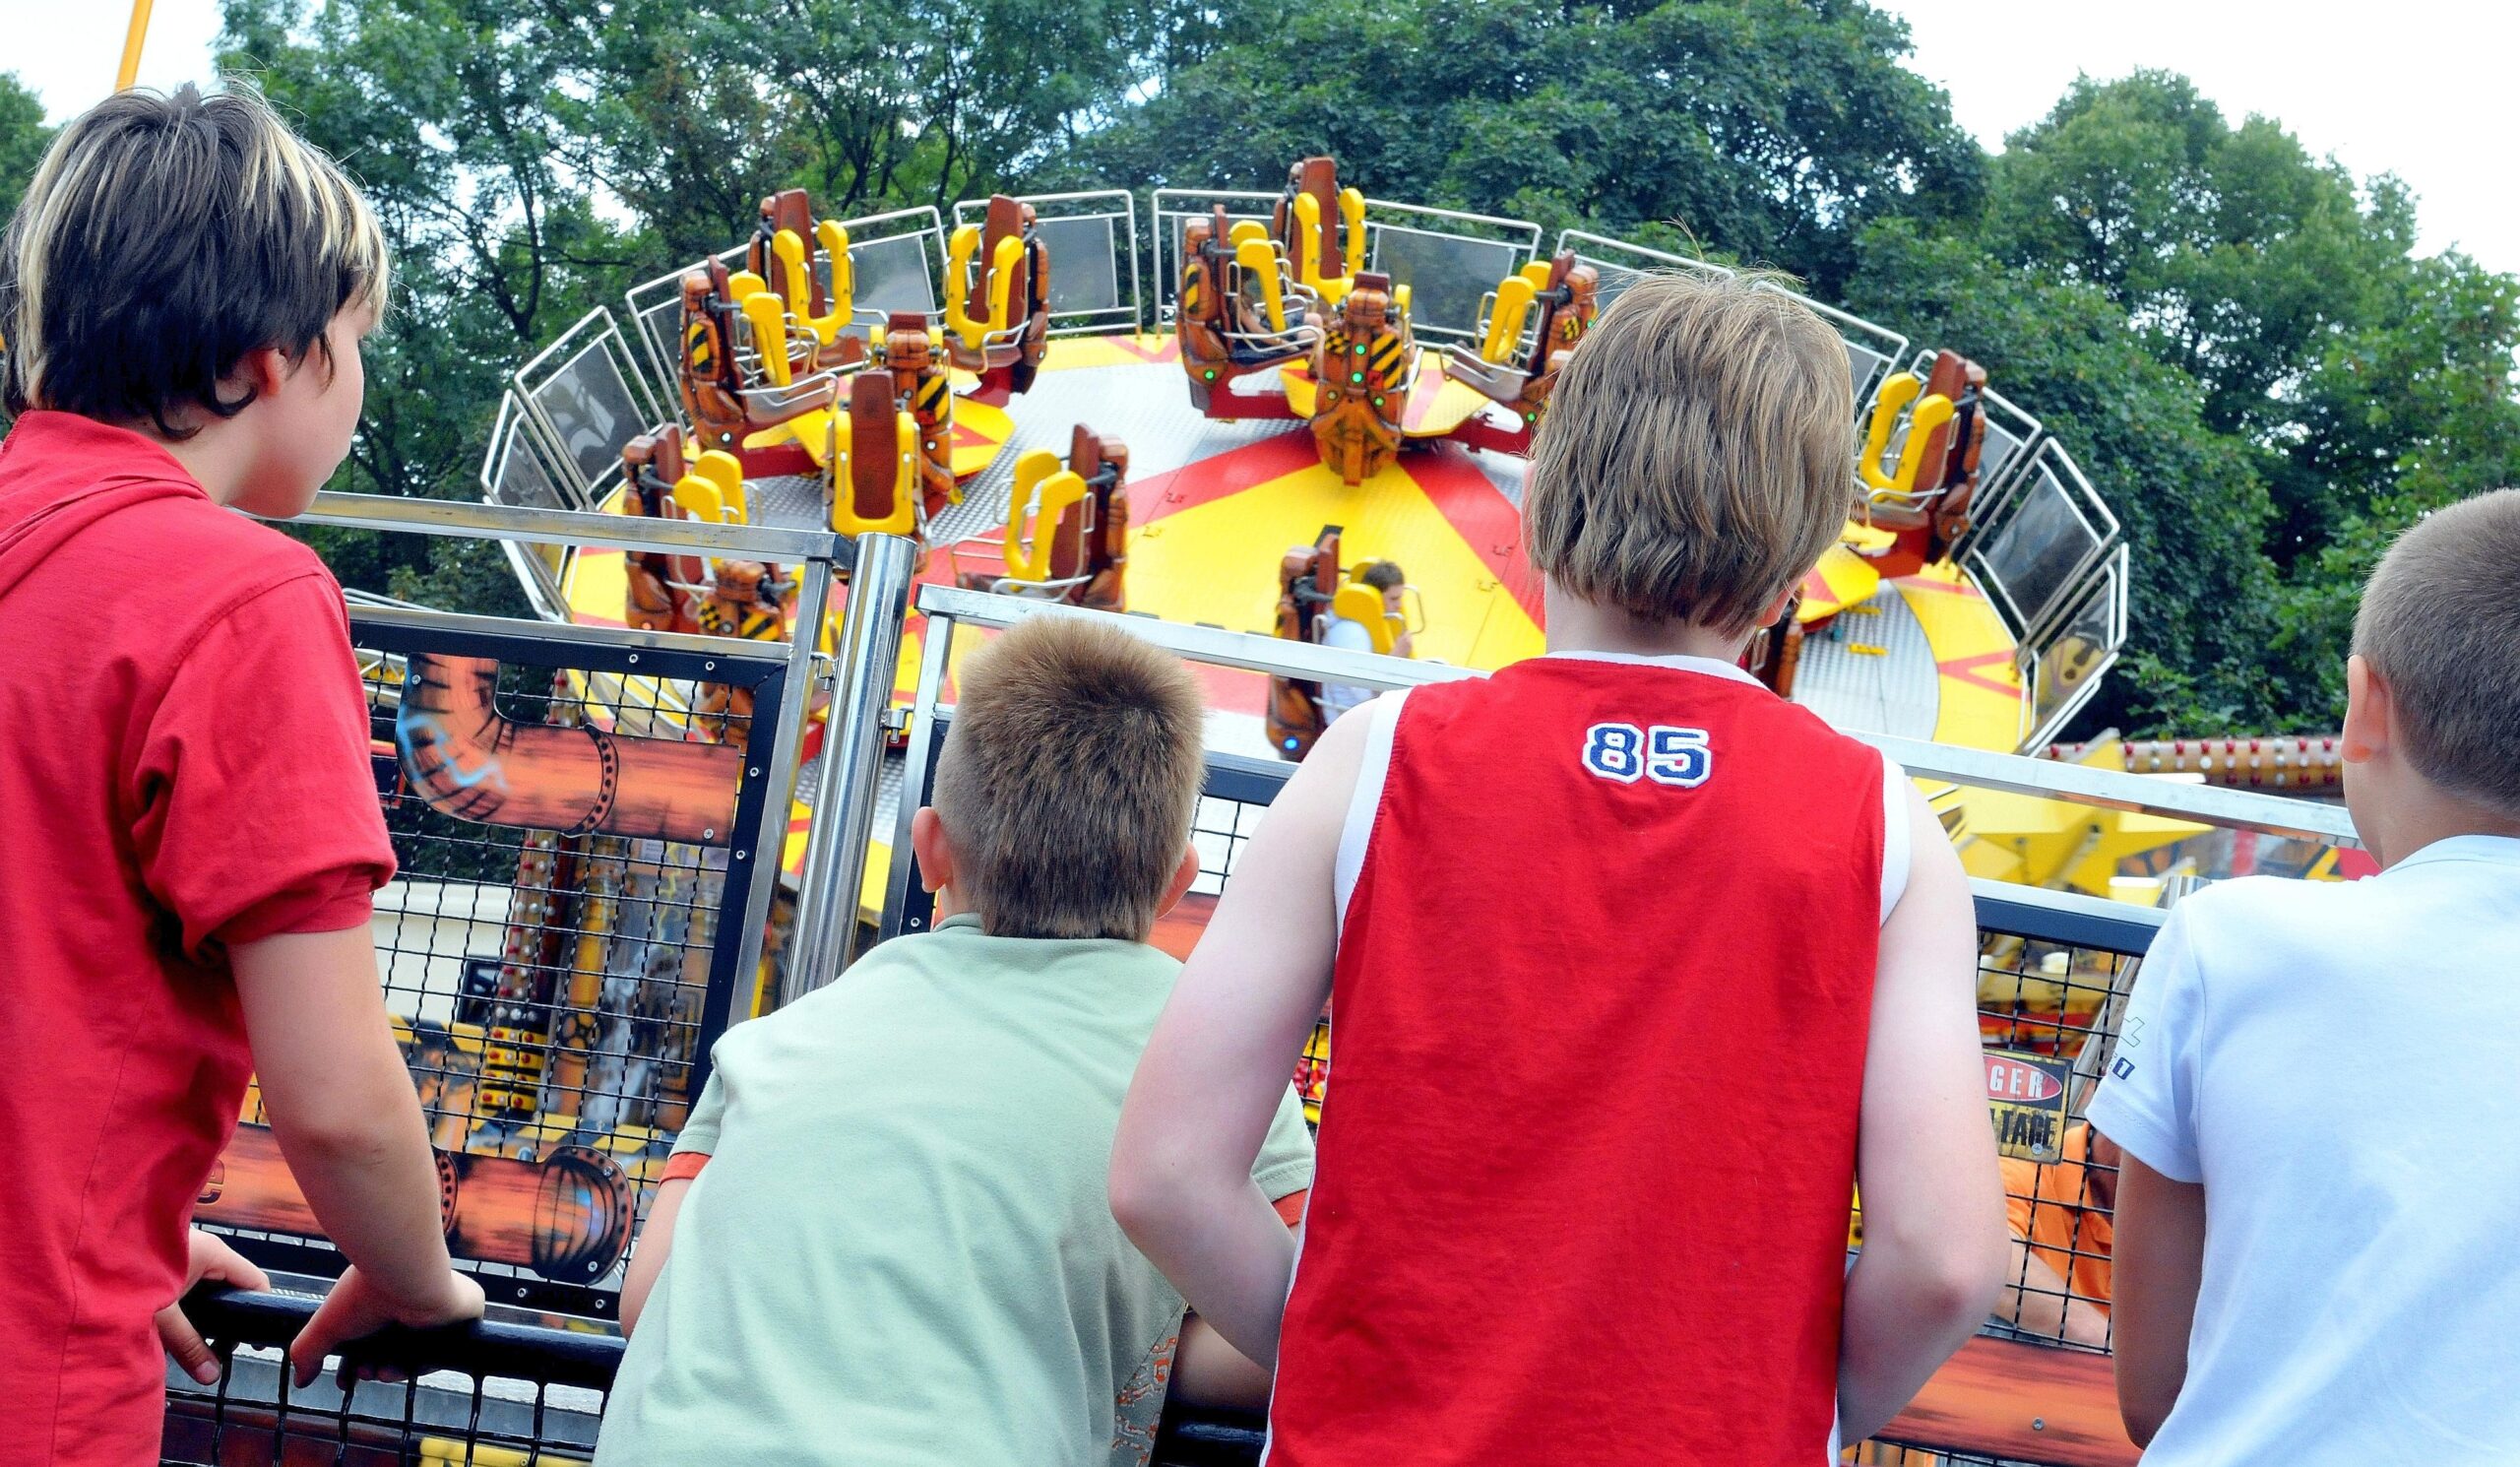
[[3, 0, 2514, 734]]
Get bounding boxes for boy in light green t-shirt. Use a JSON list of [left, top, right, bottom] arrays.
[[596, 616, 1314, 1467]]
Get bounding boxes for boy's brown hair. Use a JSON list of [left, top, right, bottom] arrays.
[[2352, 487, 2520, 816], [1523, 272, 1853, 635], [930, 614, 1207, 940], [1, 84, 388, 436]]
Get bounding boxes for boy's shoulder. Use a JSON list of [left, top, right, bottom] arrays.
[[2168, 870, 2413, 986], [125, 490, 336, 596], [0, 413, 332, 592], [758, 922, 1179, 1035], [10, 478, 335, 618]]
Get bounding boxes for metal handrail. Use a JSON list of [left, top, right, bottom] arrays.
[[784, 533, 920, 999], [181, 1281, 621, 1391], [290, 490, 854, 566], [908, 585, 2363, 850]]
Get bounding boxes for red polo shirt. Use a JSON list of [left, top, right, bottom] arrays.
[[0, 412, 395, 1464]]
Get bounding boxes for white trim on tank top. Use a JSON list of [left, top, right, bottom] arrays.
[[1333, 689, 1410, 926]]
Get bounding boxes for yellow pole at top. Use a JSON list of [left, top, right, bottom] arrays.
[[115, 0, 158, 92]]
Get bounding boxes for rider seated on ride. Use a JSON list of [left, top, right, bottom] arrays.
[[1110, 273, 2006, 1466], [1316, 559, 1413, 722], [597, 616, 1315, 1467], [2091, 488, 2520, 1462]]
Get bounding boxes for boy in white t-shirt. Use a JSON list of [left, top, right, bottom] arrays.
[[2091, 488, 2520, 1464]]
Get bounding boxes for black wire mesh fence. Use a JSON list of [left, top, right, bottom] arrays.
[[203, 621, 786, 1322]]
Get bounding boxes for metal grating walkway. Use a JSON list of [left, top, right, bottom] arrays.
[[1795, 581, 1942, 740]]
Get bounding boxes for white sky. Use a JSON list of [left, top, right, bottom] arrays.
[[1881, 0, 2520, 275], [13, 0, 2520, 274]]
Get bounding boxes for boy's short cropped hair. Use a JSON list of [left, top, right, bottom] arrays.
[[1, 83, 388, 436], [2352, 487, 2520, 816], [930, 615, 1207, 941], [1523, 272, 1853, 635], [1358, 561, 1405, 594]]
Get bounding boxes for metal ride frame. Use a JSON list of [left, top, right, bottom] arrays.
[[163, 579, 2353, 1465]]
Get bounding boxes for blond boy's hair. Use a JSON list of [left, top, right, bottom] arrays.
[[1, 83, 389, 435], [1524, 272, 1854, 635], [2352, 488, 2520, 816], [930, 616, 1207, 940]]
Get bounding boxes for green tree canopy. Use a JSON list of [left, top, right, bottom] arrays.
[[1051, 0, 1984, 294], [0, 73, 51, 229], [1849, 72, 2520, 732]]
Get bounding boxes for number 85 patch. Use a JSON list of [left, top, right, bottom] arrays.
[[1581, 723, 1712, 787]]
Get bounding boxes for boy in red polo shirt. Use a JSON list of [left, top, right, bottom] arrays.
[[0, 86, 480, 1465], [1111, 274, 2006, 1464]]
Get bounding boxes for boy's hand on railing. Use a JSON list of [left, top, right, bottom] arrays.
[[158, 1229, 272, 1383], [289, 1263, 486, 1388]]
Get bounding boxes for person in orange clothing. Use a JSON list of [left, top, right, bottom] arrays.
[[1998, 1120, 2118, 1347]]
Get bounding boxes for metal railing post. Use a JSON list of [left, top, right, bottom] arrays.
[[783, 534, 919, 1000], [724, 553, 839, 1004]]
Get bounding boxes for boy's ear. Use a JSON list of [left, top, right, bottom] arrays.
[[2342, 655, 2391, 764], [1757, 587, 1797, 629], [1152, 842, 1201, 921], [910, 806, 955, 895], [236, 343, 295, 400]]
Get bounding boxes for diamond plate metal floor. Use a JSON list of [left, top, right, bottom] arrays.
[[928, 361, 1292, 547], [1795, 582, 1941, 740]]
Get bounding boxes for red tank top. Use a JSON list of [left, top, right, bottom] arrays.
[[1268, 652, 1895, 1466]]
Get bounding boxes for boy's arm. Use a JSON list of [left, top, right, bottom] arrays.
[[2110, 1157, 2204, 1444], [620, 1176, 694, 1337], [1839, 783, 2008, 1442], [2083, 905, 2208, 1443], [1170, 1311, 1278, 1410], [1110, 708, 1367, 1366], [621, 1071, 724, 1335], [232, 925, 483, 1383]]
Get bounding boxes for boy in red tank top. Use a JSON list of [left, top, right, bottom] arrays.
[[0, 88, 480, 1465], [1112, 273, 2005, 1464]]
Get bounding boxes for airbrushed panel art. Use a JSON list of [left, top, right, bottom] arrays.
[[198, 641, 774, 1304]]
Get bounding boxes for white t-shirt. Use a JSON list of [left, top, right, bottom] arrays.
[[2087, 835, 2520, 1467], [1315, 612, 1376, 721]]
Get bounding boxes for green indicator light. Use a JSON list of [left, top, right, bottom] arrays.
[[1353, 343, 1366, 355], [1351, 371, 1364, 383], [1373, 397, 1385, 408], [1203, 369, 1217, 380], [1526, 411, 1539, 421]]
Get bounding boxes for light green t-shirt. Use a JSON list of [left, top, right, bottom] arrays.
[[595, 914, 1315, 1467]]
